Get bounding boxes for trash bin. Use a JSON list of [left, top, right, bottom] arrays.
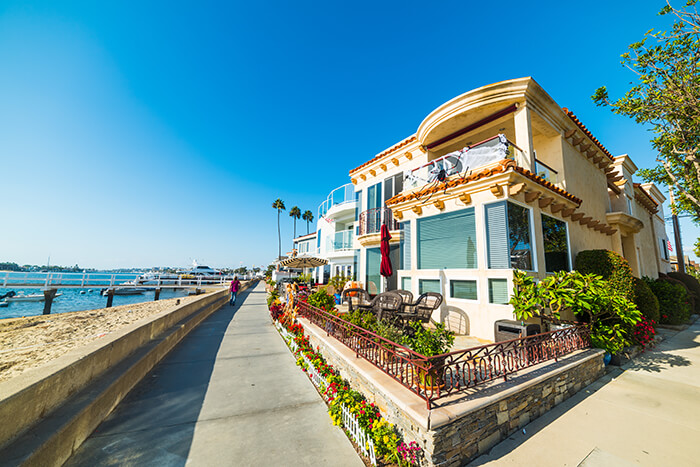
[[494, 320, 541, 342]]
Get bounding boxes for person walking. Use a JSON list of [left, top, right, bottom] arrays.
[[229, 276, 241, 306]]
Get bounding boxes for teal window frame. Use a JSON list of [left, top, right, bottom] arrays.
[[450, 279, 478, 301], [417, 208, 477, 270]]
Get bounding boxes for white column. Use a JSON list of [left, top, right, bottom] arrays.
[[514, 104, 535, 171]]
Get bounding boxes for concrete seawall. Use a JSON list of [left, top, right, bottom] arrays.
[[0, 280, 255, 466]]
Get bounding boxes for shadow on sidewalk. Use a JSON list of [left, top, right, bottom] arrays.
[[64, 285, 258, 467]]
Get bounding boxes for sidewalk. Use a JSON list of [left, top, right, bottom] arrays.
[[470, 319, 700, 466], [65, 282, 362, 466]]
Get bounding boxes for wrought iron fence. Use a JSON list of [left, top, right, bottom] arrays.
[[358, 207, 399, 236], [297, 301, 591, 409]]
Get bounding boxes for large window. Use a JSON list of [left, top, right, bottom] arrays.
[[367, 183, 382, 210], [417, 209, 477, 269], [366, 248, 381, 294], [485, 201, 533, 270], [419, 279, 441, 294], [383, 173, 404, 204], [541, 214, 570, 272], [450, 280, 477, 300]]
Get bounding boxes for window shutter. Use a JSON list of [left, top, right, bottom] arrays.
[[486, 202, 509, 268], [401, 277, 411, 291], [417, 209, 477, 269], [450, 280, 477, 300], [402, 222, 411, 269], [489, 279, 509, 304], [419, 279, 441, 294]]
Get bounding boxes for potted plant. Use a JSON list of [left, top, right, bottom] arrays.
[[402, 322, 454, 390]]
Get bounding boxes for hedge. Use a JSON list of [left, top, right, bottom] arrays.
[[575, 249, 634, 299], [668, 271, 700, 314], [633, 277, 660, 323], [645, 277, 691, 325]]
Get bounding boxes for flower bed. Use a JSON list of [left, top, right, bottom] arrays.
[[271, 304, 420, 466]]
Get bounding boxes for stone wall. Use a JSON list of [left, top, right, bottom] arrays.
[[298, 318, 604, 466]]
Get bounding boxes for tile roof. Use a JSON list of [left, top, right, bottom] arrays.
[[562, 109, 615, 162], [349, 135, 417, 175], [385, 159, 582, 206], [633, 183, 659, 213]]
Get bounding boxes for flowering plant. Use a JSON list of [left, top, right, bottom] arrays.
[[631, 316, 656, 348], [397, 441, 421, 466]]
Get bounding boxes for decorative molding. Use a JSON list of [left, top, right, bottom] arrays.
[[433, 200, 445, 210], [508, 182, 526, 196], [379, 163, 387, 171], [405, 151, 414, 159], [490, 184, 504, 197], [369, 169, 376, 176], [538, 197, 554, 209], [458, 193, 472, 205], [564, 129, 577, 138], [561, 207, 575, 217], [606, 228, 617, 236], [585, 149, 597, 158], [587, 219, 600, 228], [550, 203, 565, 213], [394, 210, 403, 220], [614, 179, 628, 187], [572, 135, 584, 146], [524, 191, 542, 203], [579, 142, 591, 152], [351, 178, 357, 185], [579, 216, 592, 225], [391, 157, 400, 166], [571, 212, 584, 221], [592, 155, 603, 164], [360, 174, 367, 181], [412, 205, 422, 215]]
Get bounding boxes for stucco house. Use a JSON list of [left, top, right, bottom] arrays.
[[349, 77, 671, 341]]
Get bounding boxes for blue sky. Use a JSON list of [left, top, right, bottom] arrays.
[[0, 0, 696, 269]]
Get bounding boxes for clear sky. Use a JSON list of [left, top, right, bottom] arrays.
[[0, 0, 696, 270]]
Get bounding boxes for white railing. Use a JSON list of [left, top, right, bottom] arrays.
[[273, 320, 377, 466], [318, 183, 356, 219], [0, 271, 249, 288], [534, 159, 559, 185]]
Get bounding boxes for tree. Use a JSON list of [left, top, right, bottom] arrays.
[[289, 206, 301, 239], [302, 210, 314, 234], [592, 1, 700, 219], [272, 199, 286, 259]]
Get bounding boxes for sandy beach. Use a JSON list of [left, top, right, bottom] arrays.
[[0, 294, 204, 383]]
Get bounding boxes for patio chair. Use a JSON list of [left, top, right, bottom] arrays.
[[394, 289, 413, 307], [367, 291, 403, 322], [397, 292, 443, 326], [341, 288, 372, 312]]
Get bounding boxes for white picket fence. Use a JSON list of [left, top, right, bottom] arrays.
[[273, 319, 377, 466]]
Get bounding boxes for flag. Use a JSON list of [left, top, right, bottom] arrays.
[[667, 240, 673, 252]]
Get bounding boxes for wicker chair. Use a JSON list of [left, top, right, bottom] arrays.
[[340, 288, 372, 312], [356, 291, 403, 322], [398, 292, 443, 325], [394, 289, 414, 308]]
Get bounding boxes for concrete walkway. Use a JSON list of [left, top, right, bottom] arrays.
[[66, 283, 362, 466], [470, 318, 700, 466]]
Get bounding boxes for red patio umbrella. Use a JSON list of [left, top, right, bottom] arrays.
[[380, 223, 393, 289]]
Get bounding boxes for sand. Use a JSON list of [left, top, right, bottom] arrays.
[[0, 294, 203, 383]]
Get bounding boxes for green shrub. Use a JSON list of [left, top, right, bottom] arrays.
[[575, 249, 634, 299], [401, 322, 455, 357], [306, 289, 337, 312], [668, 272, 700, 313], [645, 278, 691, 325], [633, 277, 660, 323], [344, 309, 378, 330]]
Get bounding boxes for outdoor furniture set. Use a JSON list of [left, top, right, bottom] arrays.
[[340, 288, 443, 329]]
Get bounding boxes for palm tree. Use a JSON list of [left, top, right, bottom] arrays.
[[289, 206, 301, 239], [302, 210, 314, 234], [272, 199, 286, 259]]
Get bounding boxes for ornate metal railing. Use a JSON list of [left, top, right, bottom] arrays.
[[358, 207, 399, 236], [296, 301, 591, 409]]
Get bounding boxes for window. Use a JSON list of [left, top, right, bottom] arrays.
[[488, 279, 509, 304], [367, 183, 381, 210], [366, 248, 381, 294], [660, 238, 670, 260], [355, 190, 363, 221], [450, 280, 477, 300], [417, 209, 477, 269], [419, 279, 441, 294], [383, 173, 404, 204], [401, 277, 411, 291], [541, 215, 570, 272], [485, 201, 533, 270]]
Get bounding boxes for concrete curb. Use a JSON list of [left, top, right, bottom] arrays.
[[0, 280, 256, 466]]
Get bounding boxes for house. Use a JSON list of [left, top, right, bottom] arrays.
[[349, 77, 672, 340], [292, 183, 357, 284]]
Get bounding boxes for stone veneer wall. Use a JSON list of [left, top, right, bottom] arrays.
[[298, 318, 605, 467]]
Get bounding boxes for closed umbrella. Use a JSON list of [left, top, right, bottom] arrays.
[[380, 223, 393, 290]]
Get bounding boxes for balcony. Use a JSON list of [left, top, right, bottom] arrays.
[[405, 134, 530, 191], [318, 183, 356, 219], [327, 230, 354, 252], [358, 207, 399, 236], [534, 159, 558, 185]]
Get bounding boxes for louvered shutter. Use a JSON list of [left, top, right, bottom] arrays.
[[450, 280, 477, 300], [401, 222, 411, 269], [488, 279, 509, 304], [417, 209, 476, 269], [486, 202, 509, 269]]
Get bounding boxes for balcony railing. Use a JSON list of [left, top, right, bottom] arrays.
[[534, 159, 558, 185], [405, 134, 529, 191], [318, 183, 356, 219], [327, 230, 354, 252], [358, 207, 399, 236], [296, 301, 591, 409]]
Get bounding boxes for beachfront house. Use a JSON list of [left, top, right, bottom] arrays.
[[292, 184, 357, 284], [349, 77, 672, 340]]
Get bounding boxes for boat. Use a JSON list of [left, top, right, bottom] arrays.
[[177, 261, 222, 278], [7, 292, 63, 302], [0, 301, 8, 308], [135, 271, 179, 285]]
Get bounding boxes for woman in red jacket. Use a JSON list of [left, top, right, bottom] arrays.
[[229, 276, 241, 306]]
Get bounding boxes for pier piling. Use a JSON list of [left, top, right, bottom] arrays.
[[42, 288, 57, 315], [106, 289, 114, 308], [154, 288, 161, 301]]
